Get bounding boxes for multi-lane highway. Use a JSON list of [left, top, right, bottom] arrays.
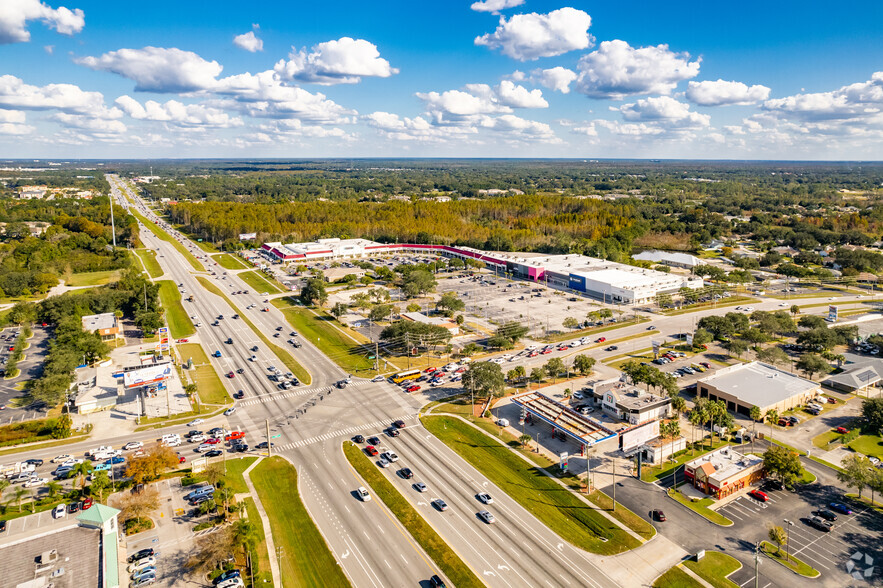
[[106, 174, 625, 588]]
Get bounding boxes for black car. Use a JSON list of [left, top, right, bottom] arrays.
[[763, 479, 784, 491], [233, 444, 249, 452], [275, 326, 283, 331], [67, 502, 80, 513], [367, 437, 380, 446], [386, 427, 400, 437], [353, 435, 365, 443], [429, 574, 447, 588], [787, 416, 799, 424], [251, 346, 259, 352], [234, 391, 245, 399], [0, 520, 6, 532], [128, 548, 155, 563], [807, 516, 833, 532], [815, 509, 838, 522], [255, 442, 275, 450], [205, 450, 223, 458], [399, 468, 414, 479], [24, 458, 44, 466], [236, 368, 245, 374]]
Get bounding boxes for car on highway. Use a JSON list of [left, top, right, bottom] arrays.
[[189, 434, 207, 443], [386, 427, 400, 437], [52, 454, 73, 463], [123, 441, 143, 451], [357, 487, 371, 501], [381, 451, 399, 463], [415, 482, 428, 492], [196, 443, 215, 453], [205, 450, 223, 458], [432, 499, 448, 511], [477, 492, 493, 504], [255, 442, 274, 450], [604, 345, 618, 351], [748, 490, 769, 502], [234, 391, 245, 399], [371, 375, 385, 382], [829, 502, 853, 515], [393, 420, 406, 429], [399, 468, 414, 479], [224, 407, 236, 416], [227, 371, 235, 378], [105, 456, 125, 465], [595, 337, 607, 343], [478, 510, 496, 524], [378, 458, 391, 468], [429, 575, 447, 588], [652, 509, 666, 521], [225, 431, 245, 441], [24, 477, 47, 488]]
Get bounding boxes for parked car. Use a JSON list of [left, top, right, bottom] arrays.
[[748, 490, 769, 502], [807, 516, 833, 532], [652, 509, 666, 522], [829, 502, 853, 514], [814, 508, 838, 521]]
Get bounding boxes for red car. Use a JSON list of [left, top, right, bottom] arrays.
[[82, 497, 93, 510], [225, 431, 245, 441], [365, 446, 379, 457], [205, 437, 221, 445], [455, 367, 467, 374], [406, 385, 421, 393], [424, 367, 437, 373], [541, 348, 552, 354], [528, 351, 539, 357], [178, 455, 186, 463], [177, 338, 189, 343], [227, 371, 235, 378], [261, 308, 269, 312], [596, 337, 607, 343], [836, 426, 849, 434], [748, 490, 768, 502]]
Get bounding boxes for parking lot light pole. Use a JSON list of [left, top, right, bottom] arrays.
[[783, 518, 794, 562]]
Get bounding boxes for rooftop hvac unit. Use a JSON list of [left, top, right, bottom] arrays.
[[38, 550, 58, 564]]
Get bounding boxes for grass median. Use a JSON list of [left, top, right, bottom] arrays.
[[158, 280, 195, 339], [667, 488, 733, 526], [196, 277, 311, 385], [134, 248, 164, 278], [131, 208, 204, 272], [250, 456, 350, 588], [423, 414, 641, 554], [760, 541, 820, 577], [343, 441, 483, 588], [240, 270, 283, 294], [212, 253, 250, 270], [683, 551, 741, 588], [177, 343, 229, 405], [276, 302, 375, 374], [653, 565, 702, 588]]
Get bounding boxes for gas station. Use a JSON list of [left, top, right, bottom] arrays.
[[511, 390, 618, 454]]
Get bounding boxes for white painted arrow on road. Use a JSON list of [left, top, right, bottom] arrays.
[[341, 550, 350, 559], [483, 570, 497, 577]]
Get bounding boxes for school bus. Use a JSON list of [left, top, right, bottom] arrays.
[[390, 369, 421, 384]]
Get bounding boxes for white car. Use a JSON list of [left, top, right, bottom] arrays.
[[357, 487, 371, 501], [415, 482, 428, 492], [224, 408, 236, 416], [127, 557, 157, 573], [24, 477, 47, 488], [187, 418, 205, 426], [189, 434, 207, 443], [52, 454, 73, 464], [123, 441, 143, 451], [378, 458, 391, 468], [382, 451, 399, 463], [53, 504, 66, 518], [196, 443, 214, 453], [217, 578, 245, 588], [477, 492, 493, 504], [62, 458, 84, 468]]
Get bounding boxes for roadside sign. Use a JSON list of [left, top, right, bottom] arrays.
[[270, 434, 281, 439], [560, 452, 569, 471]]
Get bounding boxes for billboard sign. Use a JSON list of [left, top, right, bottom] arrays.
[[686, 333, 694, 346], [651, 340, 662, 356], [191, 457, 207, 474], [560, 452, 569, 471], [620, 420, 660, 452], [828, 305, 838, 322], [156, 327, 170, 354], [123, 363, 173, 389]]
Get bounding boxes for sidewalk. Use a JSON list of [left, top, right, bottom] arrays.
[[602, 536, 691, 587], [241, 457, 281, 586]]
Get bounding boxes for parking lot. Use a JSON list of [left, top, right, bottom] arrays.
[[0, 325, 52, 421]]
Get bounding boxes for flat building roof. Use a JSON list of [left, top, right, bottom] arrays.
[[699, 361, 818, 407]]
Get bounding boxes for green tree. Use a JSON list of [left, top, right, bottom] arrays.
[[795, 353, 831, 379], [692, 328, 713, 348], [299, 278, 328, 306], [543, 357, 565, 383], [329, 302, 348, 319], [749, 406, 762, 452], [756, 346, 789, 368], [530, 367, 544, 388], [765, 408, 779, 440], [724, 338, 748, 358], [688, 405, 706, 453], [401, 269, 437, 298], [460, 342, 482, 357], [572, 354, 596, 376], [506, 365, 526, 383], [838, 454, 873, 498], [562, 317, 580, 330], [670, 395, 687, 418], [763, 445, 804, 487], [861, 398, 883, 433], [89, 471, 110, 501], [519, 433, 532, 447], [790, 304, 800, 316], [72, 462, 94, 492], [51, 413, 72, 439], [368, 304, 393, 322], [406, 302, 421, 313], [435, 292, 465, 315], [768, 525, 787, 556], [461, 361, 505, 400]]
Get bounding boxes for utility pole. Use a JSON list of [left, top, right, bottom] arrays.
[[266, 419, 272, 457], [754, 541, 760, 588], [375, 340, 379, 375]]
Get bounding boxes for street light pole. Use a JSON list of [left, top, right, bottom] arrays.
[[783, 518, 794, 562]]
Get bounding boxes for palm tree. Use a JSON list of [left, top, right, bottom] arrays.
[[713, 400, 728, 442], [670, 396, 687, 420], [765, 408, 779, 441], [688, 408, 704, 454], [12, 485, 28, 512], [519, 434, 532, 447], [72, 462, 93, 494], [749, 406, 762, 453], [0, 478, 9, 501], [45, 480, 62, 500]]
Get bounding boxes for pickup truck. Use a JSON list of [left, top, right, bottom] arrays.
[[1, 462, 36, 478]]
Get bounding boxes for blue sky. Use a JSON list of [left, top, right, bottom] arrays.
[[0, 0, 881, 159]]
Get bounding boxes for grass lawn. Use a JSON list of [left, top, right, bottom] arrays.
[[683, 551, 741, 588], [157, 280, 195, 339], [848, 435, 883, 459], [760, 541, 819, 577], [250, 456, 351, 588], [177, 343, 229, 405], [239, 270, 283, 294], [667, 488, 733, 526], [813, 430, 842, 449], [131, 209, 204, 272], [653, 565, 702, 588], [343, 442, 484, 588], [223, 456, 257, 495], [279, 304, 376, 374], [134, 248, 164, 278], [585, 490, 656, 540], [422, 415, 641, 554], [242, 497, 273, 585], [212, 253, 250, 270], [66, 270, 121, 287], [196, 278, 310, 384]]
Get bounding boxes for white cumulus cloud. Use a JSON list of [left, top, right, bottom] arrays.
[[494, 80, 548, 108], [115, 96, 243, 127], [233, 30, 263, 53], [762, 72, 883, 121], [474, 7, 593, 61], [616, 96, 710, 128], [417, 81, 546, 125], [77, 47, 223, 93], [480, 113, 558, 141], [0, 0, 84, 44], [530, 66, 577, 94], [274, 37, 398, 85], [0, 109, 32, 135], [575, 40, 700, 99], [686, 79, 770, 106], [470, 0, 525, 14], [50, 112, 126, 134], [0, 74, 114, 115]]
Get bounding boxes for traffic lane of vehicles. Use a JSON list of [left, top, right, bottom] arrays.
[[384, 425, 616, 588]]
